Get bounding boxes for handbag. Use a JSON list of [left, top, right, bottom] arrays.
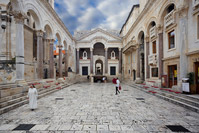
[[119, 86, 121, 90]]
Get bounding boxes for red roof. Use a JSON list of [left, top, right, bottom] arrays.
[[54, 50, 65, 56]]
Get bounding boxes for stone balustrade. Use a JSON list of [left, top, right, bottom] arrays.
[[148, 54, 158, 66], [193, 0, 199, 8], [150, 26, 156, 39], [164, 10, 175, 28]]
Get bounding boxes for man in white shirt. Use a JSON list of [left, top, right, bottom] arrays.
[[116, 78, 120, 95]]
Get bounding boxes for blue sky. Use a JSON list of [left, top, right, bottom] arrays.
[[55, 0, 139, 35]]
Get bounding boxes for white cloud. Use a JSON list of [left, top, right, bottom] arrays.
[[55, 0, 139, 34]]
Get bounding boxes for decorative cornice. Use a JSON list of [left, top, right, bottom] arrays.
[[39, 0, 73, 40], [76, 28, 122, 41], [124, 0, 157, 38]]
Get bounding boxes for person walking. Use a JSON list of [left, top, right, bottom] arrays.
[[27, 85, 38, 111], [115, 78, 120, 95]]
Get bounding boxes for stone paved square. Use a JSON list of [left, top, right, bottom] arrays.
[[0, 83, 199, 132]]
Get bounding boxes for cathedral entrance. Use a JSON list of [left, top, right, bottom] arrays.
[[95, 60, 103, 75]]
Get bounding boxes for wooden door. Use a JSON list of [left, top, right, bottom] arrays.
[[168, 65, 177, 88], [195, 62, 199, 94]]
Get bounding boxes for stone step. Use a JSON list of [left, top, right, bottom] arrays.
[[0, 85, 60, 108], [128, 84, 199, 113], [0, 84, 56, 104], [155, 93, 199, 113], [0, 86, 61, 115], [135, 84, 199, 106]]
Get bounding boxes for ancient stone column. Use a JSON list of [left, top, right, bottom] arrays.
[[105, 48, 108, 74], [58, 45, 63, 77], [136, 46, 140, 78], [14, 12, 25, 81], [65, 49, 68, 77], [36, 30, 44, 79], [158, 26, 163, 79], [90, 48, 93, 74], [145, 37, 150, 79], [179, 9, 188, 82], [119, 48, 122, 74], [76, 48, 79, 74], [49, 39, 54, 78]]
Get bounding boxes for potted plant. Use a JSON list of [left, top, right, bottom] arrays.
[[187, 72, 195, 93]]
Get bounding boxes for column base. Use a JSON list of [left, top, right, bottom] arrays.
[[135, 78, 143, 84], [15, 80, 27, 87]]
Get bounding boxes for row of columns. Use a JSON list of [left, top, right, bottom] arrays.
[[14, 12, 67, 81], [76, 48, 122, 75], [135, 31, 163, 81]]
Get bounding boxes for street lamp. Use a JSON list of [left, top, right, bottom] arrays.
[[0, 9, 12, 30]]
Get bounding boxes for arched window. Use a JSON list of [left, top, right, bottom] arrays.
[[111, 51, 115, 59], [83, 51, 87, 60]]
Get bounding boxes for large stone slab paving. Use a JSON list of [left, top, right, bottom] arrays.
[[0, 83, 199, 132]]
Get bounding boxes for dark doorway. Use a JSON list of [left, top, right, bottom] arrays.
[[44, 68, 48, 79], [110, 66, 116, 75], [82, 66, 88, 75], [95, 60, 103, 75], [195, 62, 199, 94], [141, 53, 145, 80], [168, 65, 177, 88], [133, 70, 136, 81]]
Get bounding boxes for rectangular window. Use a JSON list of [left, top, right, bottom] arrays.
[[151, 68, 158, 77], [110, 66, 116, 75], [168, 30, 175, 49], [82, 67, 88, 75], [152, 41, 156, 54]]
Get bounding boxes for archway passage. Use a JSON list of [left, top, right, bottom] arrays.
[[95, 59, 103, 75], [93, 43, 105, 56]]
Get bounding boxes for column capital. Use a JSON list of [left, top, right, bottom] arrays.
[[157, 25, 163, 34], [144, 36, 149, 43], [104, 48, 108, 51], [118, 48, 122, 51], [36, 30, 44, 37], [58, 45, 63, 49], [90, 48, 93, 51], [77, 48, 80, 51], [12, 11, 27, 24]]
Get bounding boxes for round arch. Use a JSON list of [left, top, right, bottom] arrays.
[[145, 17, 157, 36], [24, 3, 43, 30], [43, 20, 55, 37], [44, 24, 53, 39], [136, 27, 146, 43], [157, 1, 177, 26]]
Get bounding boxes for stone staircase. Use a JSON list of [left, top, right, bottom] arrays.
[[0, 79, 75, 115], [126, 83, 199, 113]]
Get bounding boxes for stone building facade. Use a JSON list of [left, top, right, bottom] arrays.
[[120, 0, 199, 93], [0, 0, 76, 84], [75, 28, 122, 80], [0, 0, 198, 94]]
